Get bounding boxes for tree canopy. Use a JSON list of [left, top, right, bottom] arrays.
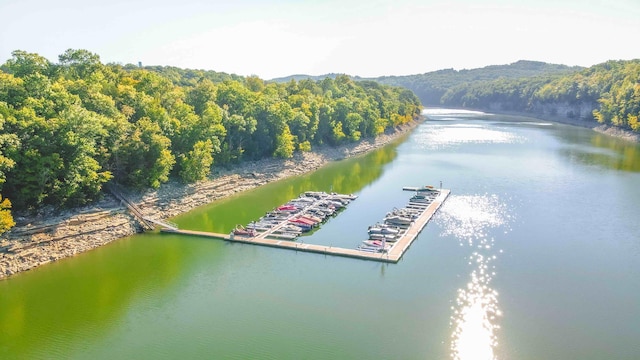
[[375, 60, 582, 105], [435, 59, 640, 132], [0, 49, 422, 228]]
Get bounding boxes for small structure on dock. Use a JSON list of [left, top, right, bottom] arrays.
[[402, 185, 438, 192]]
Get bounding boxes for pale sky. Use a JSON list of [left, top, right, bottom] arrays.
[[1, 0, 638, 79]]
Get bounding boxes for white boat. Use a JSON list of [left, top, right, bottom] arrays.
[[409, 196, 433, 203], [363, 239, 382, 246], [266, 233, 298, 240], [384, 215, 413, 225], [362, 239, 394, 248], [368, 223, 400, 235], [387, 208, 420, 218], [233, 225, 257, 237], [403, 185, 437, 192], [328, 193, 358, 201], [277, 225, 304, 234], [358, 243, 390, 252], [369, 233, 397, 242], [303, 191, 331, 199]]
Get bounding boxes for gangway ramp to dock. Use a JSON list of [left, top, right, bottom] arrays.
[[161, 189, 450, 263], [142, 217, 178, 231], [106, 184, 179, 231]]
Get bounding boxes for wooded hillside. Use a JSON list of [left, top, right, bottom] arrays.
[[438, 60, 640, 131], [375, 60, 582, 105], [0, 49, 421, 230]]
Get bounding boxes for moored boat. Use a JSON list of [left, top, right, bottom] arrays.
[[233, 225, 257, 237], [299, 214, 321, 223], [368, 223, 401, 235], [384, 215, 413, 225], [290, 216, 316, 225], [409, 196, 433, 203], [234, 190, 357, 240], [277, 224, 304, 234], [368, 233, 397, 242], [362, 240, 386, 247], [403, 185, 437, 192], [358, 244, 390, 253], [288, 218, 313, 231], [304, 191, 329, 198], [277, 204, 298, 211]]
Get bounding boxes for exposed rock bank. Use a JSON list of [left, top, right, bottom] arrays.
[[0, 123, 418, 279], [465, 103, 640, 143]]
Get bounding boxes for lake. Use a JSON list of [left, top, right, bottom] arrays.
[[1, 109, 639, 359]]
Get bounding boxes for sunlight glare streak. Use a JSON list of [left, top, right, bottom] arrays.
[[436, 195, 511, 360], [416, 125, 524, 150], [422, 109, 488, 116]]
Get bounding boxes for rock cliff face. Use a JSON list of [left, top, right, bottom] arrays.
[[531, 101, 599, 122], [473, 101, 639, 142], [485, 101, 599, 126]]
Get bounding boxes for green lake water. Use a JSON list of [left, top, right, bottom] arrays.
[[1, 109, 639, 359]]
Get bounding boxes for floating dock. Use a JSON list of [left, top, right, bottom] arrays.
[[161, 189, 450, 263]]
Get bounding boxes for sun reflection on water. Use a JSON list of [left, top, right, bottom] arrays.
[[416, 124, 525, 151], [437, 195, 511, 360]]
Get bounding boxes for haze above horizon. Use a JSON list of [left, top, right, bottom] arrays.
[[1, 0, 638, 80]]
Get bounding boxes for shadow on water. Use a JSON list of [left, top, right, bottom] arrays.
[[0, 233, 225, 358], [173, 136, 403, 233], [0, 135, 405, 359], [552, 125, 640, 172]]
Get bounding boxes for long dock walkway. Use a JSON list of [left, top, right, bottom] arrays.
[[161, 189, 450, 263], [106, 184, 154, 231]]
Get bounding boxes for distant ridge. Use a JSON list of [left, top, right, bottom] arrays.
[[270, 73, 362, 83], [375, 60, 583, 104], [270, 60, 583, 105]]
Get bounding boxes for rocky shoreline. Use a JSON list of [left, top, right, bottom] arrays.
[[482, 109, 640, 143], [0, 123, 418, 280], [3, 111, 636, 279]]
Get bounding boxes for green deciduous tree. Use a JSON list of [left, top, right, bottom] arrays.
[[0, 72, 28, 107], [344, 112, 363, 141], [0, 195, 14, 234], [186, 79, 217, 116], [179, 139, 214, 182], [114, 117, 175, 188], [0, 104, 18, 188], [2, 104, 114, 208], [58, 49, 102, 80], [0, 49, 424, 211], [1, 50, 51, 78], [219, 113, 256, 164], [273, 125, 295, 158]]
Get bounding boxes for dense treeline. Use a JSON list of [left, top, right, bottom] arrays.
[[438, 60, 640, 131], [0, 49, 421, 229], [375, 60, 581, 105], [270, 60, 639, 132]]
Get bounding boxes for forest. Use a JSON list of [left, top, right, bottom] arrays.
[[378, 59, 640, 133], [0, 49, 422, 232], [375, 60, 582, 105], [438, 60, 640, 132]]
